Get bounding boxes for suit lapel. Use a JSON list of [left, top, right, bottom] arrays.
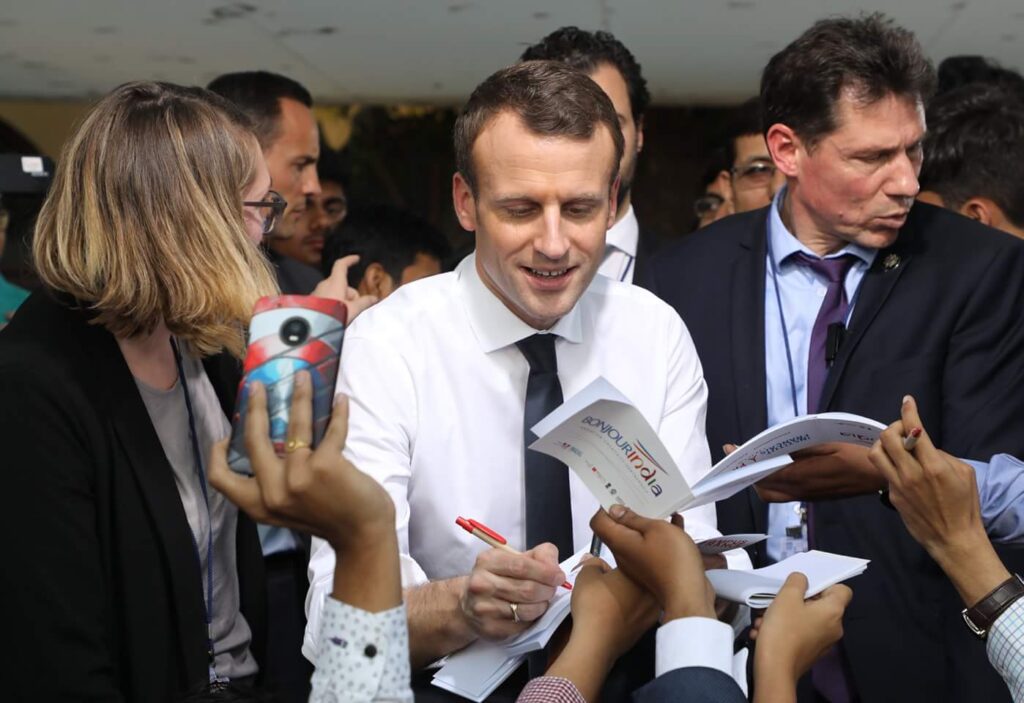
[[730, 216, 771, 536], [819, 228, 914, 411], [85, 325, 208, 682], [730, 216, 769, 443]]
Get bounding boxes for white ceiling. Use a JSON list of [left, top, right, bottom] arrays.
[[1, 1, 1023, 105]]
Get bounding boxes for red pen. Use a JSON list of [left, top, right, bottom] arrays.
[[456, 516, 572, 590]]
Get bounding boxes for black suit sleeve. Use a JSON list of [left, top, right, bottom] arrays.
[[0, 366, 125, 702], [939, 241, 1024, 459], [632, 667, 747, 703]]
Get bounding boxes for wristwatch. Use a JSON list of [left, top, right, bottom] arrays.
[[962, 573, 1024, 639]]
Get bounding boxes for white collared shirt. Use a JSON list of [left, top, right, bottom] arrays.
[[304, 253, 745, 660], [598, 205, 640, 283]]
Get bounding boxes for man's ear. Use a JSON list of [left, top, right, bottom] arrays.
[[453, 172, 478, 233], [713, 170, 735, 202], [765, 123, 799, 178], [607, 175, 621, 228], [357, 263, 396, 300], [636, 115, 645, 154], [960, 197, 996, 227]]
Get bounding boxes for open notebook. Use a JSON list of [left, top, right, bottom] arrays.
[[707, 550, 870, 608], [528, 377, 886, 519]]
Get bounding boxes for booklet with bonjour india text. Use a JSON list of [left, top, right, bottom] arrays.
[[529, 376, 888, 519]]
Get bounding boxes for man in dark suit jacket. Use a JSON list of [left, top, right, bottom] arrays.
[[520, 26, 657, 290], [650, 14, 1024, 703]]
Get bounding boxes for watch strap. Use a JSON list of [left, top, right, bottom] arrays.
[[962, 573, 1024, 639]]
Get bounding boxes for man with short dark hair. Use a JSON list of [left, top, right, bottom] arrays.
[[918, 83, 1024, 238], [720, 98, 786, 215], [308, 146, 350, 236], [320, 204, 449, 299], [651, 14, 1024, 702], [207, 69, 322, 703], [208, 71, 324, 293], [520, 27, 656, 287], [306, 60, 744, 700]]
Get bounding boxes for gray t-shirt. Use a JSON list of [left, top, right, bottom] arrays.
[[136, 353, 257, 682]]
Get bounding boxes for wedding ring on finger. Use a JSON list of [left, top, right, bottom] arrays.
[[284, 438, 311, 453], [509, 602, 521, 623]]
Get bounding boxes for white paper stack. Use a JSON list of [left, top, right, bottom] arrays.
[[431, 546, 607, 701], [707, 550, 870, 608]]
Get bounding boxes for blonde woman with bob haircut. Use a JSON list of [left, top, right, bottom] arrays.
[[0, 81, 366, 702]]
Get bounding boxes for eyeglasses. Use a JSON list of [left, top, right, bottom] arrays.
[[243, 190, 287, 235], [693, 193, 725, 219], [731, 159, 776, 189], [310, 194, 348, 228]]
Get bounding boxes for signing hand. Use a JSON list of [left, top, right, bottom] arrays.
[[459, 542, 566, 641], [591, 505, 715, 621], [754, 442, 884, 502], [313, 254, 378, 321]]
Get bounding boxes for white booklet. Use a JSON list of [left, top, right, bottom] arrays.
[[707, 550, 869, 608], [431, 546, 607, 701], [529, 377, 887, 519]]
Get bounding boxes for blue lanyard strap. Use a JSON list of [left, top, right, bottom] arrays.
[[170, 338, 221, 683], [766, 237, 801, 419], [766, 237, 866, 420]]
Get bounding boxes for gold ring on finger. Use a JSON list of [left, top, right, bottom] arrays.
[[284, 438, 311, 453], [509, 602, 520, 623]]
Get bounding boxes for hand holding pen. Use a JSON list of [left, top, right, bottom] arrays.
[[455, 516, 570, 641]]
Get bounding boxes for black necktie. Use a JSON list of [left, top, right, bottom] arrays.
[[515, 334, 574, 560]]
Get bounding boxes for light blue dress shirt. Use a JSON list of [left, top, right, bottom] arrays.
[[969, 455, 1024, 545], [764, 188, 876, 561]]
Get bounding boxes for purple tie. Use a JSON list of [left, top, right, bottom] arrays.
[[791, 252, 857, 415], [792, 252, 859, 702]]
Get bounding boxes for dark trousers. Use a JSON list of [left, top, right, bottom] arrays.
[[261, 549, 313, 703]]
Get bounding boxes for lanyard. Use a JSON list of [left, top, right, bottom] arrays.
[[170, 338, 224, 685], [766, 236, 865, 419]]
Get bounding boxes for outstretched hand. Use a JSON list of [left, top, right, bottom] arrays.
[[312, 254, 378, 321]]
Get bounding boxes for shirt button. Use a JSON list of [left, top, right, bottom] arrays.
[[364, 644, 378, 658]]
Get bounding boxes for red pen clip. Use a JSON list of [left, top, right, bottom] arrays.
[[467, 518, 508, 545]]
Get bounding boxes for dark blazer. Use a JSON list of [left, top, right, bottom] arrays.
[[0, 292, 266, 703], [631, 226, 658, 292], [632, 667, 746, 703], [650, 202, 1024, 702]]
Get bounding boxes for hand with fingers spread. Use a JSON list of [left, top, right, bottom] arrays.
[[748, 572, 852, 703], [590, 505, 715, 621], [868, 394, 1010, 606], [208, 370, 400, 612], [542, 557, 660, 702], [458, 542, 567, 641], [312, 254, 378, 321]]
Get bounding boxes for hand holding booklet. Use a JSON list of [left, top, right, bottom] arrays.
[[707, 550, 869, 608], [528, 376, 887, 519]]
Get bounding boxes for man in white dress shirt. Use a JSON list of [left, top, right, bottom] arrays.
[[521, 26, 655, 287], [305, 61, 743, 686]]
